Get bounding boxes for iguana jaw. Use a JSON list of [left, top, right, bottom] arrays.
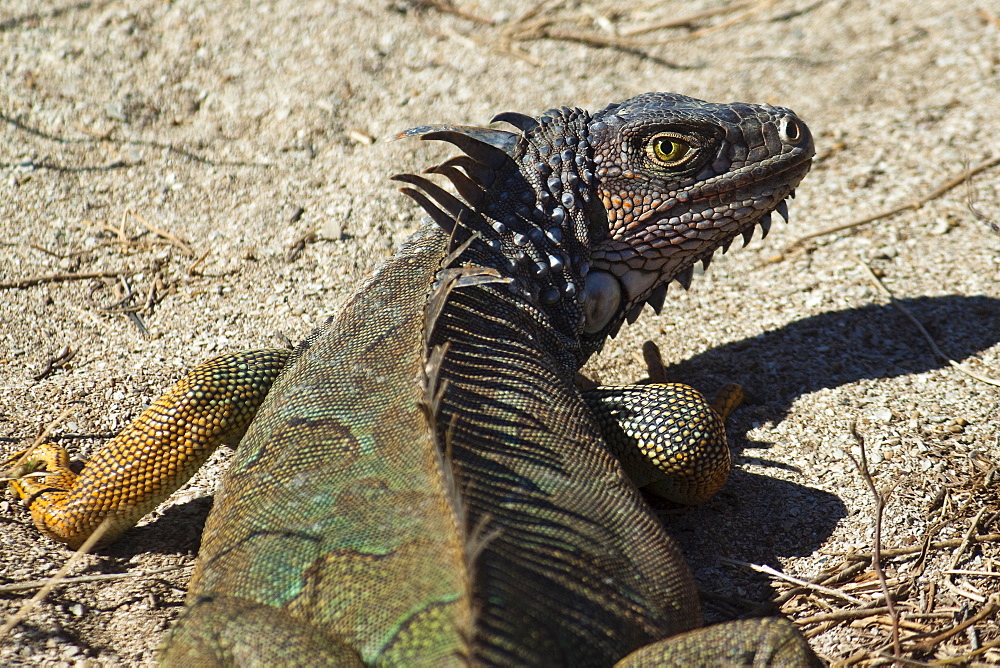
[[580, 191, 798, 335], [584, 177, 809, 334]]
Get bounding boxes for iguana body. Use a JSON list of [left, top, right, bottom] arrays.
[[7, 93, 816, 665]]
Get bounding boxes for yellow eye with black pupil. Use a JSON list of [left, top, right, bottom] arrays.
[[652, 138, 689, 163]]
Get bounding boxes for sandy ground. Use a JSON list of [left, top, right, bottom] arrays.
[[1, 0, 998, 665]]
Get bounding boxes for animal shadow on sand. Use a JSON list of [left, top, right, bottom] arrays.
[[658, 295, 1000, 620]]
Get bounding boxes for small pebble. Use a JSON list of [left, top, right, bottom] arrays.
[[870, 407, 893, 423]]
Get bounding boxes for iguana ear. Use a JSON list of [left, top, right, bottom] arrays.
[[395, 124, 519, 166]]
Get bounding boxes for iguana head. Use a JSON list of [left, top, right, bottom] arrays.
[[579, 93, 814, 336], [395, 93, 813, 353]]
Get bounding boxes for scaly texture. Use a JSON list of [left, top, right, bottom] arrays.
[[5, 349, 289, 548], [7, 93, 817, 665]]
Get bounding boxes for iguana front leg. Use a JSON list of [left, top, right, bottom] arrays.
[[584, 381, 742, 505], [586, 380, 819, 665], [580, 340, 743, 505], [5, 348, 290, 548]]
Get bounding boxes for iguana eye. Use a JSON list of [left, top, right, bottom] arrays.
[[647, 134, 693, 167]]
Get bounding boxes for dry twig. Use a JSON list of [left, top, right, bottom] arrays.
[[1, 109, 273, 168], [0, 564, 189, 594], [910, 595, 999, 654], [684, 0, 783, 40], [770, 561, 869, 608], [127, 209, 195, 258], [979, 8, 1000, 30], [844, 422, 902, 659], [963, 154, 999, 239], [31, 346, 76, 381], [941, 507, 991, 603], [721, 558, 866, 605], [828, 534, 1000, 560], [929, 633, 1000, 665], [791, 154, 1000, 246], [621, 0, 759, 36], [286, 231, 318, 262], [416, 0, 492, 25], [491, 0, 783, 59], [0, 519, 111, 643], [0, 270, 120, 289], [1, 406, 79, 478], [857, 257, 1000, 387], [797, 605, 892, 626]]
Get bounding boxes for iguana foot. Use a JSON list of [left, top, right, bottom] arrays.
[[4, 349, 290, 548], [585, 339, 745, 504]]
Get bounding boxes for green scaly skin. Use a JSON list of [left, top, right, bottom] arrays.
[[7, 93, 818, 666]]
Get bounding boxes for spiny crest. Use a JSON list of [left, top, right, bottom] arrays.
[[393, 105, 601, 339]]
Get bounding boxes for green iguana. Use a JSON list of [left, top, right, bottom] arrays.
[[7, 92, 817, 665]]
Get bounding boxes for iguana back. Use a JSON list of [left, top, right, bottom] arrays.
[[164, 227, 473, 664]]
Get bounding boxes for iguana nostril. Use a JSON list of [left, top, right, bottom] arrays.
[[779, 115, 802, 142]]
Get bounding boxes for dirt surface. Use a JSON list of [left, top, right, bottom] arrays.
[[2, 0, 999, 665]]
